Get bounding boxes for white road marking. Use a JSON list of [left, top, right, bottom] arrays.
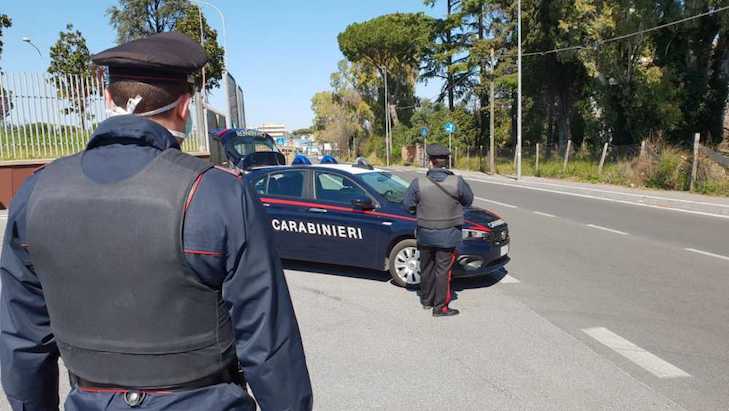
[[467, 177, 729, 221], [685, 248, 729, 262], [586, 224, 629, 236], [475, 197, 518, 209], [533, 211, 556, 218], [517, 179, 729, 209], [500, 275, 520, 283], [582, 327, 691, 379]]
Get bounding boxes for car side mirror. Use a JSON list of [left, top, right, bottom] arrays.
[[352, 197, 375, 211]]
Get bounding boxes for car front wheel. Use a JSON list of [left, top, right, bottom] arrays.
[[388, 239, 421, 287]]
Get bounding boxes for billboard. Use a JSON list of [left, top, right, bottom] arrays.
[[226, 73, 247, 128]]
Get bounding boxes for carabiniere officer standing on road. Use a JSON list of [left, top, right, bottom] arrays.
[[0, 33, 312, 410], [404, 144, 474, 317]]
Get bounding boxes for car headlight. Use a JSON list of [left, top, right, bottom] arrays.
[[463, 228, 490, 240]]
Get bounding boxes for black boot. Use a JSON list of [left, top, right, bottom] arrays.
[[433, 307, 460, 317]]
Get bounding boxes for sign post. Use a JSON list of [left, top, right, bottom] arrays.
[[443, 122, 456, 168], [420, 127, 430, 167]]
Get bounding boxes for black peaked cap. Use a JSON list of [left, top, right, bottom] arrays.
[[92, 32, 207, 83], [427, 143, 451, 158]]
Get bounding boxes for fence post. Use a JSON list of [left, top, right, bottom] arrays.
[[598, 141, 609, 176], [639, 140, 646, 160], [535, 143, 540, 176], [562, 140, 572, 173], [479, 145, 483, 172], [690, 133, 700, 192]]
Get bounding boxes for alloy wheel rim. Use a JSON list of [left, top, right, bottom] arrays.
[[394, 246, 421, 284]]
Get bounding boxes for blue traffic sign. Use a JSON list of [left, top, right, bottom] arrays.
[[420, 127, 429, 137], [443, 122, 456, 134]]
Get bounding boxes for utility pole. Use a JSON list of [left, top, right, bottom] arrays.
[[384, 68, 390, 166], [489, 48, 496, 174], [446, 0, 455, 111], [197, 6, 209, 143], [516, 0, 523, 180], [190, 0, 231, 129]]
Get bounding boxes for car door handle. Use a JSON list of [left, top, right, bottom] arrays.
[[308, 208, 328, 213]]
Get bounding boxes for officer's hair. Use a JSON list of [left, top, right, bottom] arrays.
[[107, 81, 191, 116], [431, 157, 448, 168]]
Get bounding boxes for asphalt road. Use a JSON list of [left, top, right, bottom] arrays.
[[1, 170, 728, 410]]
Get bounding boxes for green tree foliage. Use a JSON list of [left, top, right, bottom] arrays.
[[107, 0, 189, 43], [325, 1, 729, 156], [338, 13, 435, 131], [107, 0, 225, 91], [48, 24, 94, 127], [0, 14, 12, 119], [311, 63, 374, 154], [0, 13, 11, 63], [174, 5, 225, 91]]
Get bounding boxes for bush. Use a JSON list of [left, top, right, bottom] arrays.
[[644, 147, 689, 191]]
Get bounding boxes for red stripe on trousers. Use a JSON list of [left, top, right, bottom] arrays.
[[442, 252, 457, 312]]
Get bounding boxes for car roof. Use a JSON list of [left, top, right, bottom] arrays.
[[311, 163, 385, 175], [252, 163, 385, 175]]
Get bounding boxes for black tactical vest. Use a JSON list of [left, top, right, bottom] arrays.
[[26, 149, 235, 388], [416, 174, 464, 229]]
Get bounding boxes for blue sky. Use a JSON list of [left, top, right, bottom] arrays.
[[1, 0, 443, 130]]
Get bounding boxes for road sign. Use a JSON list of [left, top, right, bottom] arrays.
[[443, 122, 456, 134], [420, 127, 429, 137]]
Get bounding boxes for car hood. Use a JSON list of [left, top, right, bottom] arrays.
[[392, 202, 502, 226], [464, 207, 503, 227]]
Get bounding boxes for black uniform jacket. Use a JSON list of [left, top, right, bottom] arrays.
[[0, 115, 313, 411]]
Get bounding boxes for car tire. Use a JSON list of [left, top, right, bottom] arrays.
[[388, 239, 420, 288]]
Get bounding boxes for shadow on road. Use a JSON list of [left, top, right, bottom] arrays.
[[454, 267, 510, 291], [283, 259, 510, 296], [282, 260, 391, 283]]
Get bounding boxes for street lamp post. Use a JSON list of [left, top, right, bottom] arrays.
[[21, 37, 43, 58], [190, 0, 232, 129], [516, 0, 523, 180]]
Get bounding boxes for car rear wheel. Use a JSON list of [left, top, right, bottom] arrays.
[[388, 239, 421, 287]]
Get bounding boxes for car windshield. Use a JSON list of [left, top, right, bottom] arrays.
[[360, 172, 410, 203], [232, 138, 276, 156]]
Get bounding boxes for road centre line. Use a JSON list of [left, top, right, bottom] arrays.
[[475, 197, 518, 209], [466, 177, 729, 221], [533, 211, 556, 218], [685, 248, 729, 262], [582, 327, 691, 379], [586, 224, 629, 236]]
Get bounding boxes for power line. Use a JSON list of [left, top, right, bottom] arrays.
[[523, 5, 729, 57]]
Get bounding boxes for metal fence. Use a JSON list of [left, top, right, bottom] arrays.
[[0, 71, 210, 161]]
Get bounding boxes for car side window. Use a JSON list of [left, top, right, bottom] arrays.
[[265, 170, 306, 198], [315, 171, 367, 204], [253, 175, 268, 195]]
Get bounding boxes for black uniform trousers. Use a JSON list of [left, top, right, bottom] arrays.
[[418, 247, 456, 312]]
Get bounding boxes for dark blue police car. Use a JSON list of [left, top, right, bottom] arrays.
[[245, 162, 510, 287]]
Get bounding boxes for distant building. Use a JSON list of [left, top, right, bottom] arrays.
[[258, 123, 288, 138]]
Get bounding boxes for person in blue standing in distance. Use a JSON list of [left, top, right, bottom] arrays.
[[0, 32, 313, 410], [403, 144, 474, 317]]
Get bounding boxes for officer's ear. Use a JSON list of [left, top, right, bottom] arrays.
[[104, 89, 114, 109], [174, 93, 193, 122]]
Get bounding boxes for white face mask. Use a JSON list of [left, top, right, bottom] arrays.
[[106, 95, 189, 139]]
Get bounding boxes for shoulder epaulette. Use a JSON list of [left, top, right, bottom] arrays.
[[213, 165, 242, 178]]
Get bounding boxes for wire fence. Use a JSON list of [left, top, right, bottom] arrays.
[[0, 71, 210, 161]]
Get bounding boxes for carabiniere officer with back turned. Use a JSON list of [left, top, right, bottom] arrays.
[[0, 32, 313, 410]]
